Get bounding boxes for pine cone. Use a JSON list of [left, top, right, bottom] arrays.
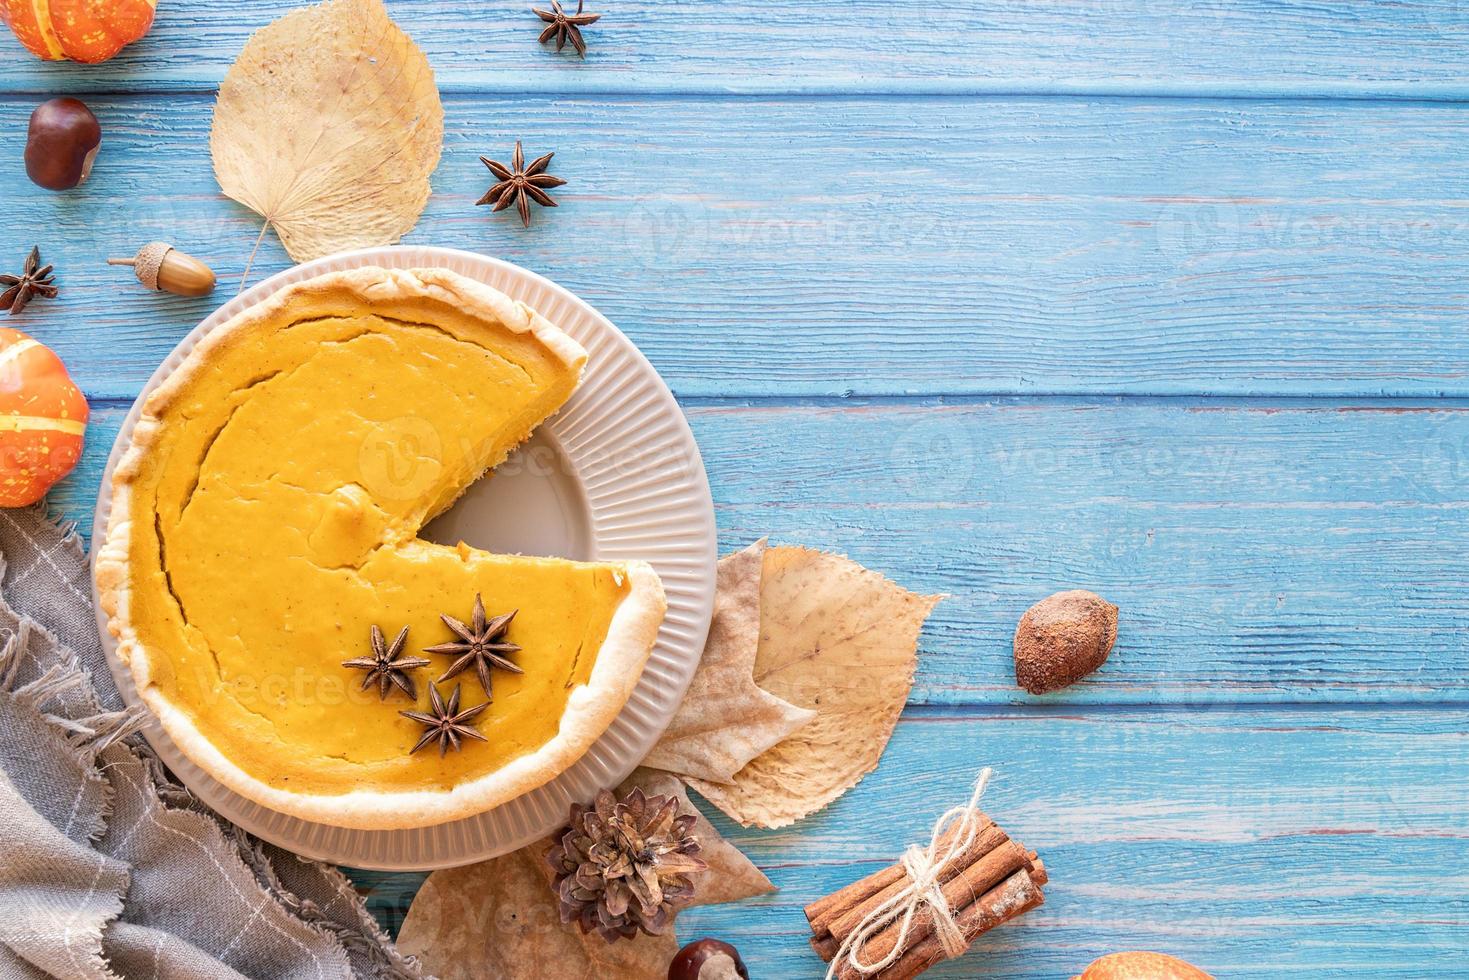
[[547, 786, 708, 943]]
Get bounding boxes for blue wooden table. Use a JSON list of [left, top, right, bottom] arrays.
[[4, 1, 1467, 976]]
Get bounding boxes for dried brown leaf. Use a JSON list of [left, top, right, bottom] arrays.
[[396, 847, 676, 980], [642, 539, 816, 784], [687, 547, 941, 829], [621, 768, 775, 906], [397, 770, 771, 979], [210, 0, 444, 264]]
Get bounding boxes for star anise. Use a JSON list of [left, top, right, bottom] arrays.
[[1, 246, 58, 316], [427, 594, 523, 698], [342, 624, 431, 701], [400, 683, 489, 756], [477, 141, 566, 228], [533, 0, 600, 57]]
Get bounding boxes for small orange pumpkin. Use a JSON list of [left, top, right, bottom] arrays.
[[0, 329, 87, 507], [0, 0, 156, 63]]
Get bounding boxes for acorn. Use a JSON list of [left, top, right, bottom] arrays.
[[107, 243, 216, 297]]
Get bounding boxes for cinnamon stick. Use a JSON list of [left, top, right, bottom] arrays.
[[806, 855, 923, 934], [821, 838, 1031, 965], [823, 822, 1010, 946], [836, 867, 1045, 980], [806, 816, 990, 936], [805, 861, 901, 929], [1029, 853, 1048, 886]]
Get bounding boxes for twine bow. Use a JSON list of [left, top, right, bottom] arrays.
[[826, 768, 994, 978]]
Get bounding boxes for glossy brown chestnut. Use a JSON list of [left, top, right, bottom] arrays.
[[24, 98, 102, 191], [668, 938, 749, 980]]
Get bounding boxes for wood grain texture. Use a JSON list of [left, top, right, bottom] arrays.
[[7, 1, 1463, 971], [353, 706, 1469, 976], [3, 94, 1469, 399], [61, 398, 1469, 704], [0, 1, 1467, 97]]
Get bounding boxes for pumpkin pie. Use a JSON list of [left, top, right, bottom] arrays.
[[96, 267, 667, 830]]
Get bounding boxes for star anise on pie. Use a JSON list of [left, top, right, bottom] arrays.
[[342, 624, 431, 701], [427, 594, 523, 698], [1, 246, 58, 316], [400, 682, 489, 756], [477, 141, 566, 228], [533, 0, 600, 57]]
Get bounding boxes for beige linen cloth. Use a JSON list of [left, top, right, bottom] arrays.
[[0, 505, 427, 980]]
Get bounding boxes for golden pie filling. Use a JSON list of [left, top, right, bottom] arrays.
[[98, 268, 666, 828]]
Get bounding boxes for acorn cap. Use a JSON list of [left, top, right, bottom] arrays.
[[129, 241, 173, 290]]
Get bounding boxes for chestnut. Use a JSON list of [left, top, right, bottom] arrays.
[[669, 938, 749, 980], [25, 98, 101, 192]]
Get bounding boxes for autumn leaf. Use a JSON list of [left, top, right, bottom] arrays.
[[626, 768, 774, 907], [686, 547, 941, 829], [642, 539, 816, 784], [395, 847, 677, 980], [396, 769, 772, 979], [210, 0, 443, 271]]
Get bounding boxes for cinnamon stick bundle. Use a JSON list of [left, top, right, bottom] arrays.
[[804, 809, 1044, 980]]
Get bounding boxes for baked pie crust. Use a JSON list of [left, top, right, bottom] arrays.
[[96, 267, 666, 830]]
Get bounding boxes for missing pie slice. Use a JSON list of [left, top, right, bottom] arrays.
[[96, 267, 667, 830]]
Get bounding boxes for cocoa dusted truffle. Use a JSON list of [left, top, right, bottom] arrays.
[[1013, 590, 1118, 694]]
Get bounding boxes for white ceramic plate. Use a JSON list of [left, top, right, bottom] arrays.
[[90, 246, 717, 871]]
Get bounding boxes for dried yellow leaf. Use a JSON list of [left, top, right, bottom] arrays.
[[396, 769, 771, 979], [643, 539, 816, 784], [210, 0, 443, 264], [687, 547, 941, 829]]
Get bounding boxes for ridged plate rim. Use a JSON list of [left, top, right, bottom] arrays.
[[89, 245, 717, 871]]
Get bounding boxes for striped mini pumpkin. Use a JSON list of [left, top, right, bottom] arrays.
[[0, 328, 87, 506], [0, 0, 156, 63]]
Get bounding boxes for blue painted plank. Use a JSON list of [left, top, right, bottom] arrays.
[[351, 706, 1469, 976], [59, 398, 1469, 704], [3, 95, 1469, 399], [2, 6, 1459, 973], [678, 706, 1469, 978], [1, 1, 1467, 97]]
